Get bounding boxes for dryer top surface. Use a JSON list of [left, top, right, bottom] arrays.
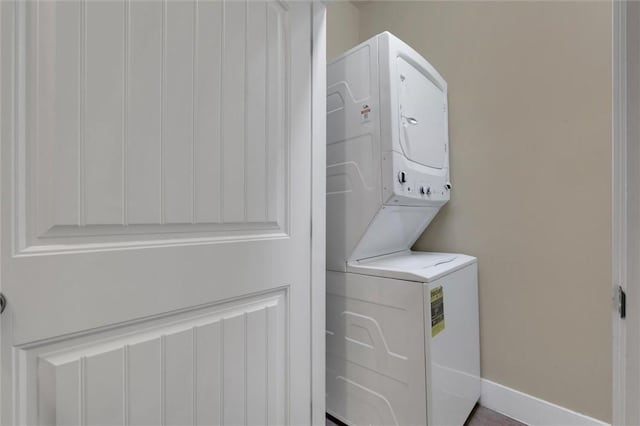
[[347, 250, 476, 282]]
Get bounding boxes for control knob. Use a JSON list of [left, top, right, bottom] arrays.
[[420, 186, 431, 196]]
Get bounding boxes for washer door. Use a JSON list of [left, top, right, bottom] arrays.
[[398, 56, 447, 169]]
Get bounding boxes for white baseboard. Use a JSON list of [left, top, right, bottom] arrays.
[[480, 379, 609, 426]]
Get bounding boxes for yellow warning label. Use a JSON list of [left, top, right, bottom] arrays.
[[431, 286, 445, 337]]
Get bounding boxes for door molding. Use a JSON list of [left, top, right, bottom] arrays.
[[612, 1, 625, 424], [311, 2, 327, 425], [613, 1, 631, 424]]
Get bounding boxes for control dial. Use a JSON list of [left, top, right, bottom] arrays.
[[398, 171, 407, 184]]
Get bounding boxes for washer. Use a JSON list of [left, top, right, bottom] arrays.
[[326, 32, 480, 426]]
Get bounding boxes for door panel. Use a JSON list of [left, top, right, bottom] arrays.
[[23, 0, 287, 251], [32, 291, 285, 426], [1, 1, 311, 424]]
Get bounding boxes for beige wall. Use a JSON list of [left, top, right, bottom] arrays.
[[326, 1, 360, 60], [328, 1, 612, 421]]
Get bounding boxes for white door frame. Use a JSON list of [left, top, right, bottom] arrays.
[[311, 2, 327, 425], [613, 1, 636, 424], [612, 3, 626, 425]]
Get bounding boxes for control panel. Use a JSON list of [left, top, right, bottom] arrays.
[[383, 151, 450, 206]]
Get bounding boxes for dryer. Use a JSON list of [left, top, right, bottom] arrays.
[[326, 32, 480, 426]]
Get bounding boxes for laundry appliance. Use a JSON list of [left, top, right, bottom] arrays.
[[326, 32, 480, 426]]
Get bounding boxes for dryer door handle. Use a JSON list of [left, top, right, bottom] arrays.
[[403, 115, 418, 125]]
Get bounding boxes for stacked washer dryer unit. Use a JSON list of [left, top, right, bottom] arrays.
[[326, 32, 481, 426]]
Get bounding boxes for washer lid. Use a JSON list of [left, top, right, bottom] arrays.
[[398, 57, 447, 169], [347, 250, 476, 282]]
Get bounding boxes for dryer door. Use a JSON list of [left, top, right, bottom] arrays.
[[397, 57, 447, 169]]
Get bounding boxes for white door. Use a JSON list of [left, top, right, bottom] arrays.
[[0, 1, 315, 424]]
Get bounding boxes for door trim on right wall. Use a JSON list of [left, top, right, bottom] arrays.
[[612, 1, 633, 425]]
